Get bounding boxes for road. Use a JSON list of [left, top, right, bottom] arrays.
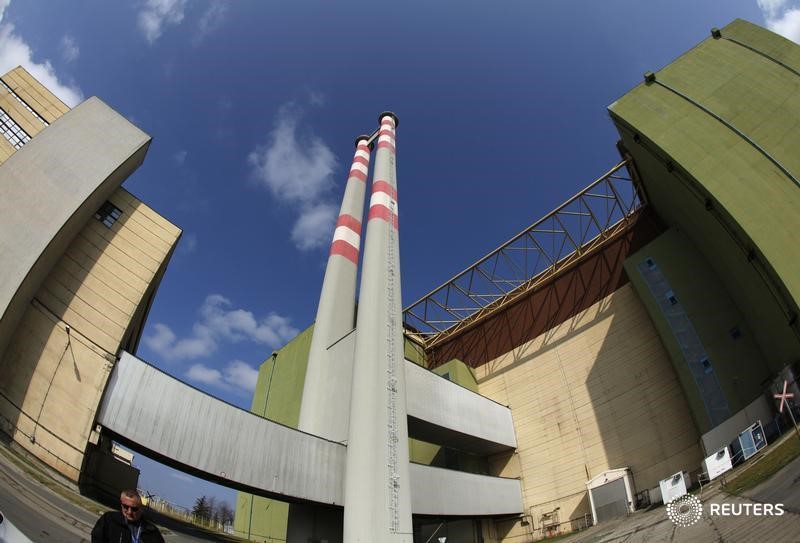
[[0, 444, 233, 543], [556, 454, 800, 543]]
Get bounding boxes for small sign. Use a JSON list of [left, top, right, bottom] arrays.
[[774, 380, 794, 413]]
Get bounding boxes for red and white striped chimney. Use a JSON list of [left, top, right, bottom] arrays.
[[297, 136, 372, 442], [343, 112, 413, 541]]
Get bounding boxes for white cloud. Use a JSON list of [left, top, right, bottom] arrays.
[[770, 9, 800, 43], [170, 472, 193, 483], [248, 106, 337, 204], [193, 0, 228, 45], [186, 363, 223, 386], [143, 295, 298, 361], [60, 35, 79, 62], [223, 360, 259, 392], [248, 105, 340, 251], [144, 322, 213, 360], [308, 89, 326, 107], [143, 323, 177, 354], [758, 0, 800, 43], [200, 294, 298, 346], [0, 3, 83, 107], [291, 203, 337, 250], [759, 0, 790, 18], [178, 232, 197, 254], [138, 0, 187, 44], [185, 360, 259, 394]]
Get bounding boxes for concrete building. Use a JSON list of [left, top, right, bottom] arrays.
[[235, 19, 800, 542], [0, 66, 181, 494], [2, 17, 799, 543]]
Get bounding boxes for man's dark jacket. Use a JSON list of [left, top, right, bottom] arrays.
[[91, 511, 164, 543]]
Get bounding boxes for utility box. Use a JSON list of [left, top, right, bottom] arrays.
[[648, 486, 662, 506], [730, 421, 767, 464], [703, 447, 733, 481], [659, 471, 690, 504]]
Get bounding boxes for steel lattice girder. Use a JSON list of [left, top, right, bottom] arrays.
[[403, 159, 645, 349]]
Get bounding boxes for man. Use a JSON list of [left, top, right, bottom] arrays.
[[91, 489, 165, 543]]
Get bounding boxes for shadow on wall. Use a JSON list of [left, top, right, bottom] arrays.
[[498, 289, 702, 534], [584, 288, 703, 500], [0, 191, 145, 479], [531, 493, 592, 539], [423, 211, 694, 534]]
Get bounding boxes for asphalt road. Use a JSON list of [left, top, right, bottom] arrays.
[[0, 450, 93, 542], [0, 446, 232, 543], [555, 453, 800, 543]]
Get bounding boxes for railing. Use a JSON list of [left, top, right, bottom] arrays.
[[403, 159, 645, 350]]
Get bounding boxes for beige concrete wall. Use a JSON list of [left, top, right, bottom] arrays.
[[476, 284, 703, 541], [0, 66, 67, 166], [1, 66, 69, 127], [0, 188, 180, 480], [0, 97, 152, 364]]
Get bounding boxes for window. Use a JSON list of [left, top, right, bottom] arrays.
[[94, 201, 122, 228], [665, 289, 678, 305], [0, 107, 31, 149], [701, 357, 713, 374], [0, 78, 49, 127]]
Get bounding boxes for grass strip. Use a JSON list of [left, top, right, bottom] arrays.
[[724, 433, 800, 495]]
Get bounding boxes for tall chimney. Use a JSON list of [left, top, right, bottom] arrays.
[[343, 112, 412, 541], [297, 136, 372, 441]]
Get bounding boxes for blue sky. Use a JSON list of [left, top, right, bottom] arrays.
[[0, 0, 792, 511]]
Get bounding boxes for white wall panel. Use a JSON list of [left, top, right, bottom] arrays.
[[406, 361, 517, 451], [410, 463, 523, 516], [98, 352, 347, 505]]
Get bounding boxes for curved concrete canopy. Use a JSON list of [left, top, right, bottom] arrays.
[[98, 352, 346, 505], [98, 352, 523, 516]]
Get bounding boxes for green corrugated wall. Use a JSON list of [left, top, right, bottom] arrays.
[[611, 18, 800, 433], [233, 325, 313, 542]]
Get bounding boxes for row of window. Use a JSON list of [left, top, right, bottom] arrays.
[[0, 107, 31, 149], [1, 80, 121, 229], [0, 78, 49, 127]]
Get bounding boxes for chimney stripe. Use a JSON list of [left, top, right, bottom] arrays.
[[329, 240, 359, 264], [332, 224, 361, 248], [371, 180, 397, 200], [348, 169, 367, 182], [377, 140, 395, 153], [336, 213, 362, 232], [350, 161, 369, 175], [367, 205, 399, 229]]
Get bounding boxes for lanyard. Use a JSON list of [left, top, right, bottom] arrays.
[[131, 524, 142, 543]]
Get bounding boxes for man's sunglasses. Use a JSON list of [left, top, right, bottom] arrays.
[[121, 504, 141, 512]]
